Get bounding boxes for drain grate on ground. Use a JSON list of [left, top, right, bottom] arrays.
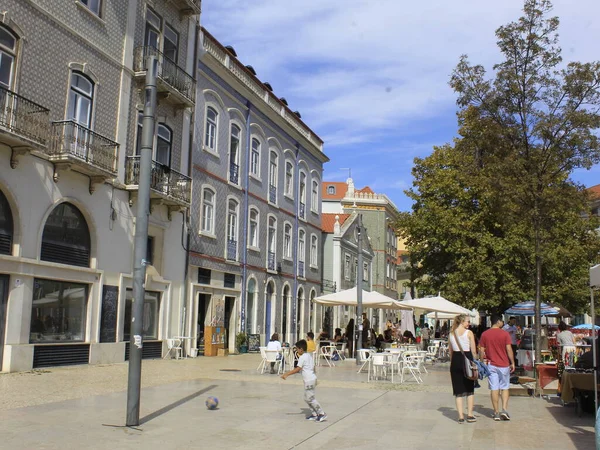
[[219, 369, 242, 372]]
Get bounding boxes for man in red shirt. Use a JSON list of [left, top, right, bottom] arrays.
[[479, 314, 515, 421]]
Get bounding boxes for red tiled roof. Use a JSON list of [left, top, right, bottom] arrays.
[[588, 184, 600, 199], [357, 186, 374, 194], [321, 213, 351, 233], [397, 249, 408, 265], [322, 182, 348, 200]]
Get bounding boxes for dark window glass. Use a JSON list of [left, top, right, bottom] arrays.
[[198, 268, 211, 285], [224, 273, 236, 289], [41, 203, 91, 267], [30, 279, 88, 343], [146, 236, 154, 266], [0, 190, 13, 255], [123, 289, 160, 341]]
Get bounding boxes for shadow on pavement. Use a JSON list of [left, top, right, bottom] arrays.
[[140, 385, 217, 425], [542, 397, 595, 450]]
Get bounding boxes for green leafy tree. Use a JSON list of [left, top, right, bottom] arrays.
[[400, 0, 600, 360]]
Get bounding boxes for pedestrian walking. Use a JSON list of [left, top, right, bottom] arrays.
[[449, 314, 477, 424], [281, 339, 327, 422], [421, 325, 431, 350], [502, 316, 518, 360], [479, 314, 515, 421]]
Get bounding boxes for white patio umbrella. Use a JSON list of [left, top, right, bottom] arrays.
[[397, 295, 471, 315], [314, 286, 411, 310]]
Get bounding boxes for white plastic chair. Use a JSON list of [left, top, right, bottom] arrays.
[[264, 349, 282, 374], [357, 349, 372, 373], [337, 342, 347, 360], [368, 353, 392, 382], [257, 346, 268, 372], [318, 345, 336, 367], [399, 351, 422, 384], [426, 345, 438, 364], [415, 351, 429, 374], [164, 338, 182, 360]]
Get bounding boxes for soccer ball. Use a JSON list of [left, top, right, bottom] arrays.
[[205, 396, 219, 410]]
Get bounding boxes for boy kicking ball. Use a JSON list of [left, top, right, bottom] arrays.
[[281, 339, 327, 422]]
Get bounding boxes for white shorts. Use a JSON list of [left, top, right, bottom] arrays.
[[488, 364, 510, 391]]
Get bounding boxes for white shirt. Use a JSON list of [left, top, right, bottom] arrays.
[[503, 324, 518, 345], [449, 330, 471, 352], [298, 352, 317, 384], [266, 340, 282, 351]]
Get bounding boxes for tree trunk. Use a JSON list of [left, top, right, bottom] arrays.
[[534, 243, 543, 365]]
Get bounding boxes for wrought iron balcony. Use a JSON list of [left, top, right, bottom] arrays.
[[172, 0, 201, 15], [0, 86, 50, 165], [229, 162, 239, 185], [134, 46, 196, 107], [227, 239, 237, 261], [48, 121, 119, 181], [269, 184, 277, 204], [298, 261, 305, 278], [125, 156, 191, 207], [268, 251, 276, 271], [299, 202, 306, 219]]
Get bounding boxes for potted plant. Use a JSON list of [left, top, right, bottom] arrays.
[[236, 332, 248, 354]]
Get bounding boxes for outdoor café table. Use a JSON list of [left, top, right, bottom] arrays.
[[561, 372, 598, 403]]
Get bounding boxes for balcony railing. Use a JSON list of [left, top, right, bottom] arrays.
[[125, 156, 191, 204], [268, 251, 276, 271], [298, 261, 305, 278], [229, 162, 239, 185], [134, 46, 196, 105], [49, 121, 119, 174], [227, 239, 237, 261], [299, 202, 306, 219], [0, 85, 50, 146], [269, 184, 277, 204]]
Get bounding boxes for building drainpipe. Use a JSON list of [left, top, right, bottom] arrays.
[[240, 101, 252, 336], [292, 144, 300, 343]]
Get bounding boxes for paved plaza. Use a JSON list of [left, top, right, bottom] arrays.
[[0, 354, 595, 449]]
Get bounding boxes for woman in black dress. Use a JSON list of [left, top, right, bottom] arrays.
[[448, 314, 477, 424]]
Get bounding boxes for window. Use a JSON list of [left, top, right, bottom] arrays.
[[298, 230, 305, 262], [248, 207, 259, 248], [41, 202, 91, 267], [0, 189, 13, 255], [124, 289, 160, 341], [200, 188, 215, 234], [250, 138, 260, 177], [226, 199, 239, 261], [0, 26, 17, 89], [299, 172, 306, 218], [344, 254, 351, 280], [198, 268, 211, 284], [68, 72, 94, 127], [327, 185, 335, 195], [269, 151, 278, 204], [267, 216, 277, 270], [146, 236, 154, 266], [135, 112, 143, 154], [81, 0, 101, 15], [156, 124, 171, 166], [145, 8, 161, 49], [310, 235, 318, 267], [311, 180, 319, 212], [204, 107, 218, 151], [30, 279, 88, 343], [353, 258, 358, 281], [283, 223, 292, 259], [163, 24, 179, 62], [224, 273, 236, 289], [229, 124, 241, 184], [285, 161, 293, 197], [363, 262, 369, 282]]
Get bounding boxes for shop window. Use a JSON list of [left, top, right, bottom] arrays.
[[198, 268, 211, 284], [0, 189, 13, 255], [41, 202, 91, 267], [30, 279, 88, 343], [123, 289, 160, 341], [224, 273, 236, 288]]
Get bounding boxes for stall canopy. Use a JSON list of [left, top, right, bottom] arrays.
[[314, 287, 412, 310], [397, 295, 471, 315], [504, 301, 559, 316]]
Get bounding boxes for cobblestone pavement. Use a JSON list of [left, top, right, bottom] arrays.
[[0, 354, 595, 449]]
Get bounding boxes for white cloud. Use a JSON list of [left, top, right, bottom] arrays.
[[201, 0, 600, 209]]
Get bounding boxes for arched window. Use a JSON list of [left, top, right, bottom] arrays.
[[226, 198, 239, 261], [0, 189, 14, 255], [296, 286, 304, 337], [283, 222, 292, 259], [299, 171, 306, 219], [248, 207, 259, 248], [41, 203, 91, 267], [200, 187, 215, 234], [68, 72, 94, 128], [284, 161, 294, 197], [205, 106, 218, 151], [310, 234, 318, 268], [282, 284, 290, 342], [156, 123, 172, 167], [267, 216, 277, 270], [0, 26, 18, 89], [298, 229, 305, 277], [268, 151, 278, 204], [311, 180, 319, 213], [250, 138, 261, 177], [229, 124, 241, 184]]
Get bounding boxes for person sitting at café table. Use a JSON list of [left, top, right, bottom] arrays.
[[383, 328, 394, 343], [266, 333, 283, 374], [333, 328, 343, 343], [306, 331, 317, 353], [403, 329, 415, 343], [375, 334, 385, 351], [318, 330, 330, 341]]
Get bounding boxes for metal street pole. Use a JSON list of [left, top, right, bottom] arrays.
[[356, 213, 363, 363], [126, 54, 157, 427]]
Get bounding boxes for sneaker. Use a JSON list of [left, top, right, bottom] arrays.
[[315, 414, 328, 422], [467, 416, 476, 423], [492, 412, 501, 421], [458, 418, 465, 424], [500, 410, 510, 421], [305, 414, 317, 421]]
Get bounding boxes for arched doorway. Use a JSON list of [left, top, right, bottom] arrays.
[[41, 202, 90, 267], [265, 281, 275, 341], [282, 285, 290, 344], [246, 278, 256, 334], [296, 286, 304, 339], [0, 189, 14, 255]]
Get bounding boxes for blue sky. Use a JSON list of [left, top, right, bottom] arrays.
[[201, 0, 600, 212]]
